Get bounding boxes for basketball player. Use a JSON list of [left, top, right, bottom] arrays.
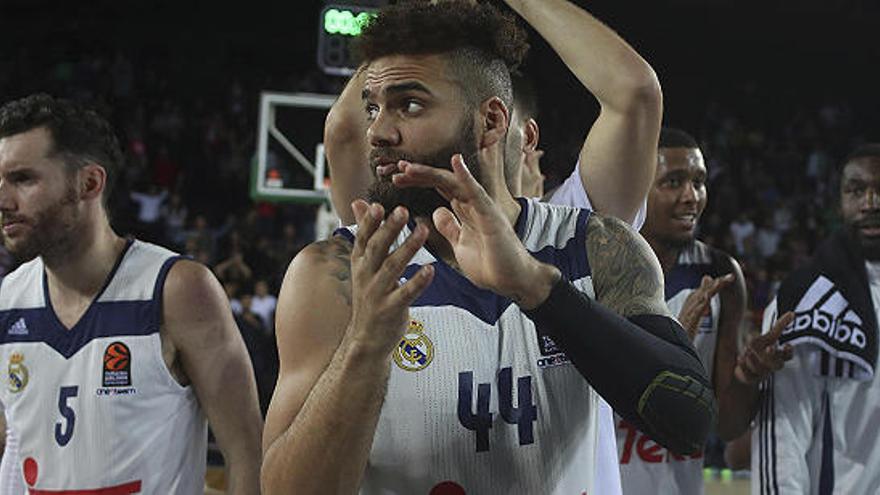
[[0, 94, 262, 493], [325, 0, 659, 227], [261, 3, 713, 494], [617, 128, 793, 494], [324, 3, 662, 491], [754, 145, 880, 494]]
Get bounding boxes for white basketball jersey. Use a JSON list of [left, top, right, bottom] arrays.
[[545, 166, 634, 495], [616, 240, 723, 495], [0, 420, 24, 494], [547, 165, 647, 231], [340, 198, 600, 495], [0, 240, 207, 494]]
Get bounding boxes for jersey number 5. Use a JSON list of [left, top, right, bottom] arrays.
[[55, 386, 79, 447]]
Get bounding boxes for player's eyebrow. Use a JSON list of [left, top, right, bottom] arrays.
[[362, 82, 433, 101]]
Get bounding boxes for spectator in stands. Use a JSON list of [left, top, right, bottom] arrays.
[[250, 279, 277, 333]]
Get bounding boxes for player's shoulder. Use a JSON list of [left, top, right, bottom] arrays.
[[289, 236, 352, 272], [0, 257, 43, 310], [162, 258, 223, 309], [276, 237, 354, 348], [701, 241, 741, 277], [679, 240, 739, 273], [584, 212, 658, 274], [279, 236, 353, 302], [584, 211, 638, 241]]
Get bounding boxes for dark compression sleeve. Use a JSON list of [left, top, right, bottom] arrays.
[[523, 279, 716, 455]]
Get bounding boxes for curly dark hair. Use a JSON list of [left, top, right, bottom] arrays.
[[356, 0, 530, 110], [0, 93, 123, 205]]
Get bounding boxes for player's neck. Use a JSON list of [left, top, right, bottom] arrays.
[[43, 220, 127, 298], [645, 235, 680, 274]]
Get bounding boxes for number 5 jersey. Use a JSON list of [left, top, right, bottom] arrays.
[[0, 240, 207, 494]]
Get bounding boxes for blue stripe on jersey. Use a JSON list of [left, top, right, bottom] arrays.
[[334, 227, 355, 243], [154, 255, 186, 302], [665, 263, 713, 301], [528, 207, 591, 281], [0, 301, 157, 358], [818, 392, 835, 495], [334, 199, 591, 325], [0, 253, 184, 359]]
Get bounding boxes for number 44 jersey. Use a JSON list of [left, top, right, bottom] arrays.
[[0, 240, 207, 494], [339, 199, 601, 495]]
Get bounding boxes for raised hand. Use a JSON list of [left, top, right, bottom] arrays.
[[392, 155, 558, 308], [734, 311, 795, 385], [347, 200, 435, 355], [678, 274, 735, 341]]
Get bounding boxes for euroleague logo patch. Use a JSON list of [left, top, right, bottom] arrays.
[[393, 319, 434, 372], [102, 342, 132, 387]]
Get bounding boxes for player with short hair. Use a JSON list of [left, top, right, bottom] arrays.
[[325, 0, 659, 227], [262, 2, 713, 494], [0, 94, 263, 494], [754, 144, 880, 494], [324, 4, 663, 490], [615, 128, 793, 494]]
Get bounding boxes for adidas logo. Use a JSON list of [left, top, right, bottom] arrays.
[[7, 318, 28, 336], [786, 276, 867, 349]]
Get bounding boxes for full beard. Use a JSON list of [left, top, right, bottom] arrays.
[[846, 223, 880, 261], [4, 188, 80, 264], [366, 120, 481, 220]]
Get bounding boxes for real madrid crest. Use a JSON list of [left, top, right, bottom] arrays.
[[393, 319, 434, 372], [8, 352, 28, 393]]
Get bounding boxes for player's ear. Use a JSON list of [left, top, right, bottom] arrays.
[[78, 163, 107, 202], [478, 96, 510, 149], [524, 118, 539, 152]]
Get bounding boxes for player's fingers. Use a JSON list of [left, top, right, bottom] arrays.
[[765, 341, 795, 363], [741, 347, 768, 376], [353, 202, 384, 258], [392, 160, 462, 197], [376, 163, 401, 178], [351, 199, 369, 224], [377, 221, 430, 289], [753, 345, 786, 375], [433, 207, 461, 246], [363, 206, 409, 272], [735, 361, 761, 385], [710, 273, 736, 295], [765, 353, 789, 372], [778, 344, 795, 362], [389, 264, 435, 307], [451, 154, 492, 207], [754, 312, 795, 348], [699, 275, 713, 291]]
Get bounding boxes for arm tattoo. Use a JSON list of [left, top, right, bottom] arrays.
[[585, 214, 670, 317], [314, 237, 353, 306]]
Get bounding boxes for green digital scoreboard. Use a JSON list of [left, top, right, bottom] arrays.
[[318, 4, 379, 76]]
